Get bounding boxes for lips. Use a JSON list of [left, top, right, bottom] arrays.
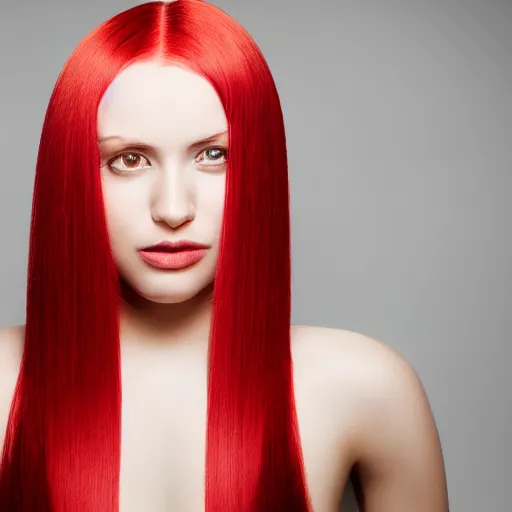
[[140, 240, 209, 252], [138, 240, 209, 270]]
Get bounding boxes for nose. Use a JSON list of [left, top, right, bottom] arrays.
[[150, 170, 195, 229]]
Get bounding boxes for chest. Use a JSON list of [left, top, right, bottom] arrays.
[[118, 346, 354, 512]]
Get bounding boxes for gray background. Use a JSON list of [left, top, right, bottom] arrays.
[[0, 1, 510, 511]]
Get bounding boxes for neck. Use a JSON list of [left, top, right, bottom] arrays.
[[118, 280, 213, 349]]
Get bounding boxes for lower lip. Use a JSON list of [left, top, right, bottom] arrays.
[[138, 249, 207, 270]]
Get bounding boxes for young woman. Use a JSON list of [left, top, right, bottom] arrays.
[[0, 1, 448, 511]]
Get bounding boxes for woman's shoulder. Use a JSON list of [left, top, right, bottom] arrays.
[[290, 324, 439, 464], [0, 322, 24, 357], [290, 324, 429, 433], [0, 324, 24, 451], [0, 324, 24, 377], [290, 326, 448, 509], [290, 323, 414, 377]]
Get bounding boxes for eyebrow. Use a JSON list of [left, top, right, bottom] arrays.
[[97, 130, 228, 150]]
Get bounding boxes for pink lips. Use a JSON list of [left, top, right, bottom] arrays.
[[137, 240, 209, 270]]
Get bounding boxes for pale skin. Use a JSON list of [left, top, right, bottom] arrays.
[[0, 62, 449, 511]]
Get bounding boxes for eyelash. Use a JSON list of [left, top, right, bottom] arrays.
[[105, 146, 229, 175]]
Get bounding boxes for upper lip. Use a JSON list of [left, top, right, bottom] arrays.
[[139, 240, 210, 252]]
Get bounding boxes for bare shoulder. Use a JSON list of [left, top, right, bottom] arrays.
[[290, 324, 419, 390], [0, 324, 24, 380], [0, 324, 24, 451], [291, 324, 449, 511], [290, 323, 439, 444]]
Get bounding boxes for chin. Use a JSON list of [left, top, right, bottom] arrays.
[[137, 288, 202, 304], [118, 270, 214, 306]]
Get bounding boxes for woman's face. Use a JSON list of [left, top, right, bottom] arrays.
[[97, 62, 228, 304]]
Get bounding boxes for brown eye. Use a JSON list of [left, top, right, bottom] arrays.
[[108, 152, 150, 174], [123, 153, 141, 167]]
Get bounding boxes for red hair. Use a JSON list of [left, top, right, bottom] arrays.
[[0, 1, 312, 510]]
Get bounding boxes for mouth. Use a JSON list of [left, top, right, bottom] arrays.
[[138, 240, 210, 270]]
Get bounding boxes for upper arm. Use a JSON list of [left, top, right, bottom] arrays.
[[349, 336, 449, 512], [0, 325, 24, 452]]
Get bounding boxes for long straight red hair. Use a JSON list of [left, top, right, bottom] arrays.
[[0, 1, 311, 511]]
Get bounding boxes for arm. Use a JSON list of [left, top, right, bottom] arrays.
[[350, 340, 449, 512]]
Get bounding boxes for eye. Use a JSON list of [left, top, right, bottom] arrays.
[[195, 146, 228, 167], [108, 152, 151, 174]]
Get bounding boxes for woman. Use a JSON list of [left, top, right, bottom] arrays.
[[0, 1, 448, 511]]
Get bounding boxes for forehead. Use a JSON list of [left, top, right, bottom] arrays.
[[97, 62, 227, 145]]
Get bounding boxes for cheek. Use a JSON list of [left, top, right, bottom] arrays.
[[196, 175, 226, 233], [101, 180, 148, 244]]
